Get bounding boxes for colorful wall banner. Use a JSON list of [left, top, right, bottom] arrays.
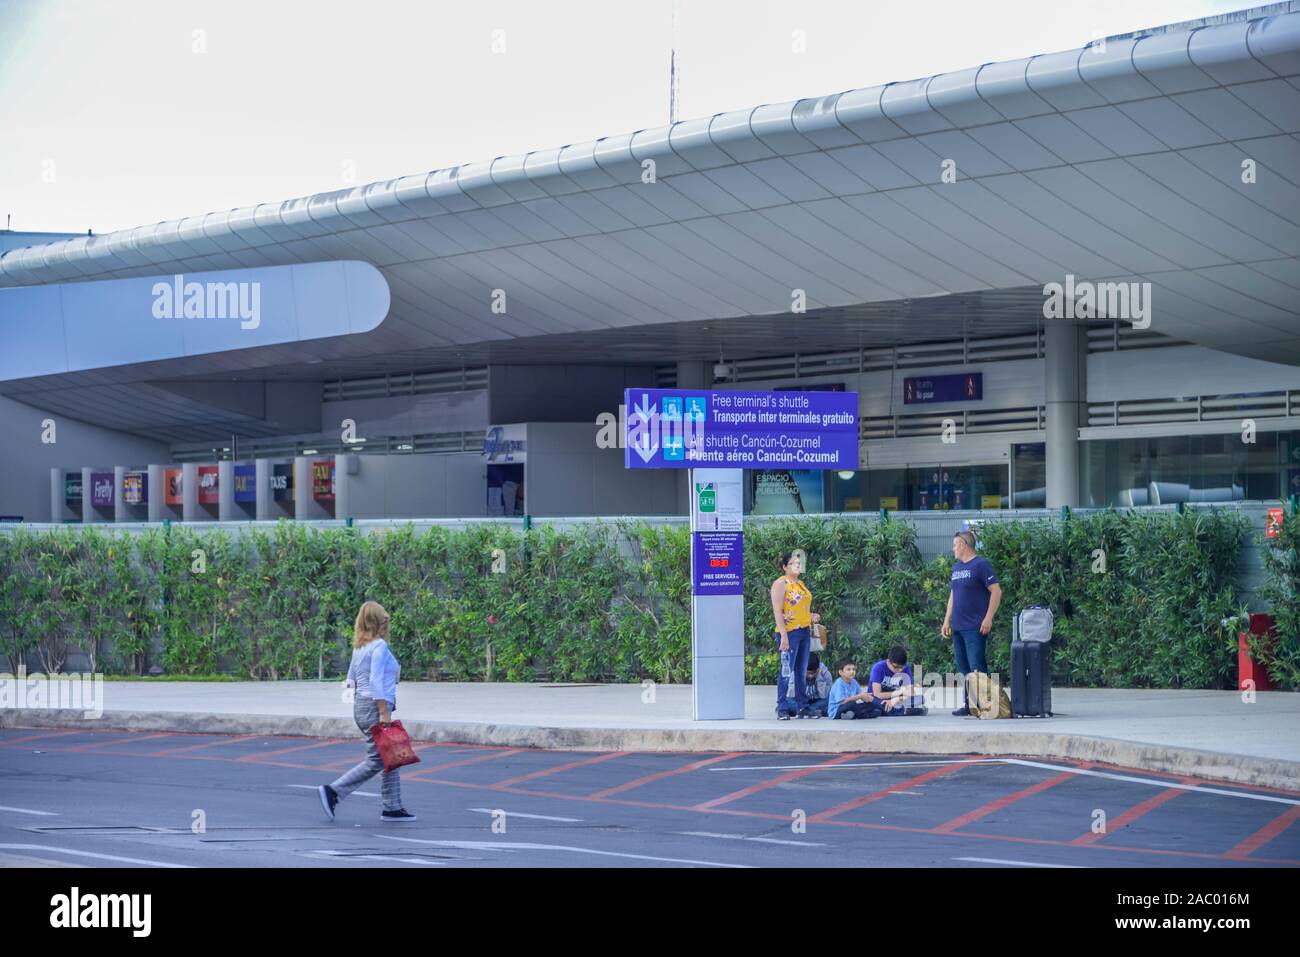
[[164, 468, 183, 506], [233, 464, 256, 504], [123, 471, 148, 506], [90, 471, 114, 508], [271, 463, 293, 501], [197, 465, 219, 505], [312, 459, 335, 500]]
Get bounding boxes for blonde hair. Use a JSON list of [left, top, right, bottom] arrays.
[[353, 600, 390, 648]]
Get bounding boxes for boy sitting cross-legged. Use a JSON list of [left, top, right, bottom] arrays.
[[868, 644, 928, 716], [827, 657, 881, 720]]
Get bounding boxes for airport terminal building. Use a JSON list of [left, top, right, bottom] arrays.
[[2, 4, 1299, 523]]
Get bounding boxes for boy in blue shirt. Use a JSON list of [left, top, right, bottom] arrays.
[[868, 645, 928, 716], [828, 658, 880, 720]]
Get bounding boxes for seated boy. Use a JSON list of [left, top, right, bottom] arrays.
[[868, 645, 927, 716], [827, 658, 880, 720], [801, 652, 833, 718]]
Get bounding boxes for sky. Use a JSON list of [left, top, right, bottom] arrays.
[[0, 0, 1253, 234]]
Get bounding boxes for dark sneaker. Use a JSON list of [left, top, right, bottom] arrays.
[[777, 712, 792, 721], [904, 706, 928, 716], [318, 785, 338, 821], [839, 711, 856, 720], [952, 707, 970, 716], [381, 808, 417, 823]]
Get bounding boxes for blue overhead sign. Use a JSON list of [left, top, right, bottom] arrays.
[[904, 372, 982, 405], [623, 388, 858, 470]]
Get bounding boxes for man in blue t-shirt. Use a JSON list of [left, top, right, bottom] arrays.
[[942, 529, 1002, 716], [868, 645, 927, 715]]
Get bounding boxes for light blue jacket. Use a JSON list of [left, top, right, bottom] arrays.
[[347, 638, 401, 709]]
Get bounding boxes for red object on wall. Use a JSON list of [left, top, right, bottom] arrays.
[[1238, 613, 1277, 692], [1266, 507, 1284, 539], [197, 465, 219, 505]]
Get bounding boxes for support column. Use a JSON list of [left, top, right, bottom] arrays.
[[1045, 323, 1086, 509]]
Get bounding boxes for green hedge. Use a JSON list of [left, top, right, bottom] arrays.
[[0, 507, 1276, 688]]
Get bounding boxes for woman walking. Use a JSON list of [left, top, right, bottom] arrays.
[[318, 601, 417, 822], [941, 529, 1002, 715], [770, 551, 820, 720]]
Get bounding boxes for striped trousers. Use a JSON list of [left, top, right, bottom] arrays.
[[330, 696, 402, 812]]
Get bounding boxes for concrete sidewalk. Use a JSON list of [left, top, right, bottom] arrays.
[[3, 682, 1298, 790]]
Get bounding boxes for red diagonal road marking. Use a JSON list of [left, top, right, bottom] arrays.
[[402, 748, 527, 777], [489, 751, 629, 788], [62, 732, 178, 752], [0, 730, 83, 747], [693, 753, 860, 810], [932, 770, 1079, 834], [1070, 779, 1197, 845], [1223, 805, 1300, 860], [235, 738, 352, 763], [147, 734, 262, 756], [590, 752, 747, 799], [809, 760, 978, 823]]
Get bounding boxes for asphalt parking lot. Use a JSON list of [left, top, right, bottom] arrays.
[[1, 727, 1297, 868]]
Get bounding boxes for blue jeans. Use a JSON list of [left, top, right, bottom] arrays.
[[952, 628, 988, 705], [775, 627, 811, 715], [833, 700, 881, 719]]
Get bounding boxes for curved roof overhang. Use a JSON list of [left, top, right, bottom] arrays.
[[1, 5, 1297, 440]]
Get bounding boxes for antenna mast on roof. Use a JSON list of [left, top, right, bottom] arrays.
[[669, 0, 681, 123]]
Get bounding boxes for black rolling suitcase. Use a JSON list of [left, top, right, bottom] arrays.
[[1010, 606, 1053, 717]]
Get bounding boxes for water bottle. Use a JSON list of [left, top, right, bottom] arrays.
[[780, 650, 792, 680]]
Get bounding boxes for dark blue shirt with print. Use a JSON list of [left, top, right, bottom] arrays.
[[950, 556, 999, 631]]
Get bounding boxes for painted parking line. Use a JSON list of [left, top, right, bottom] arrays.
[[955, 857, 1085, 868], [60, 732, 179, 752], [999, 759, 1300, 807], [0, 805, 59, 817], [716, 757, 1300, 808], [590, 752, 747, 799], [378, 833, 752, 868], [237, 739, 352, 762], [311, 849, 447, 866], [488, 751, 630, 788], [403, 748, 528, 777], [809, 762, 979, 824], [147, 734, 263, 756], [693, 753, 861, 810], [679, 831, 825, 847], [0, 730, 83, 747], [932, 770, 1079, 834], [467, 808, 583, 822], [0, 844, 191, 868], [1069, 778, 1196, 846], [1223, 805, 1300, 860], [711, 758, 1002, 772]]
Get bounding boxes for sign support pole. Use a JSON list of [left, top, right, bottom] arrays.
[[689, 466, 745, 720]]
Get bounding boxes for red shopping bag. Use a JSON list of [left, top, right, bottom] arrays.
[[369, 719, 421, 772]]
